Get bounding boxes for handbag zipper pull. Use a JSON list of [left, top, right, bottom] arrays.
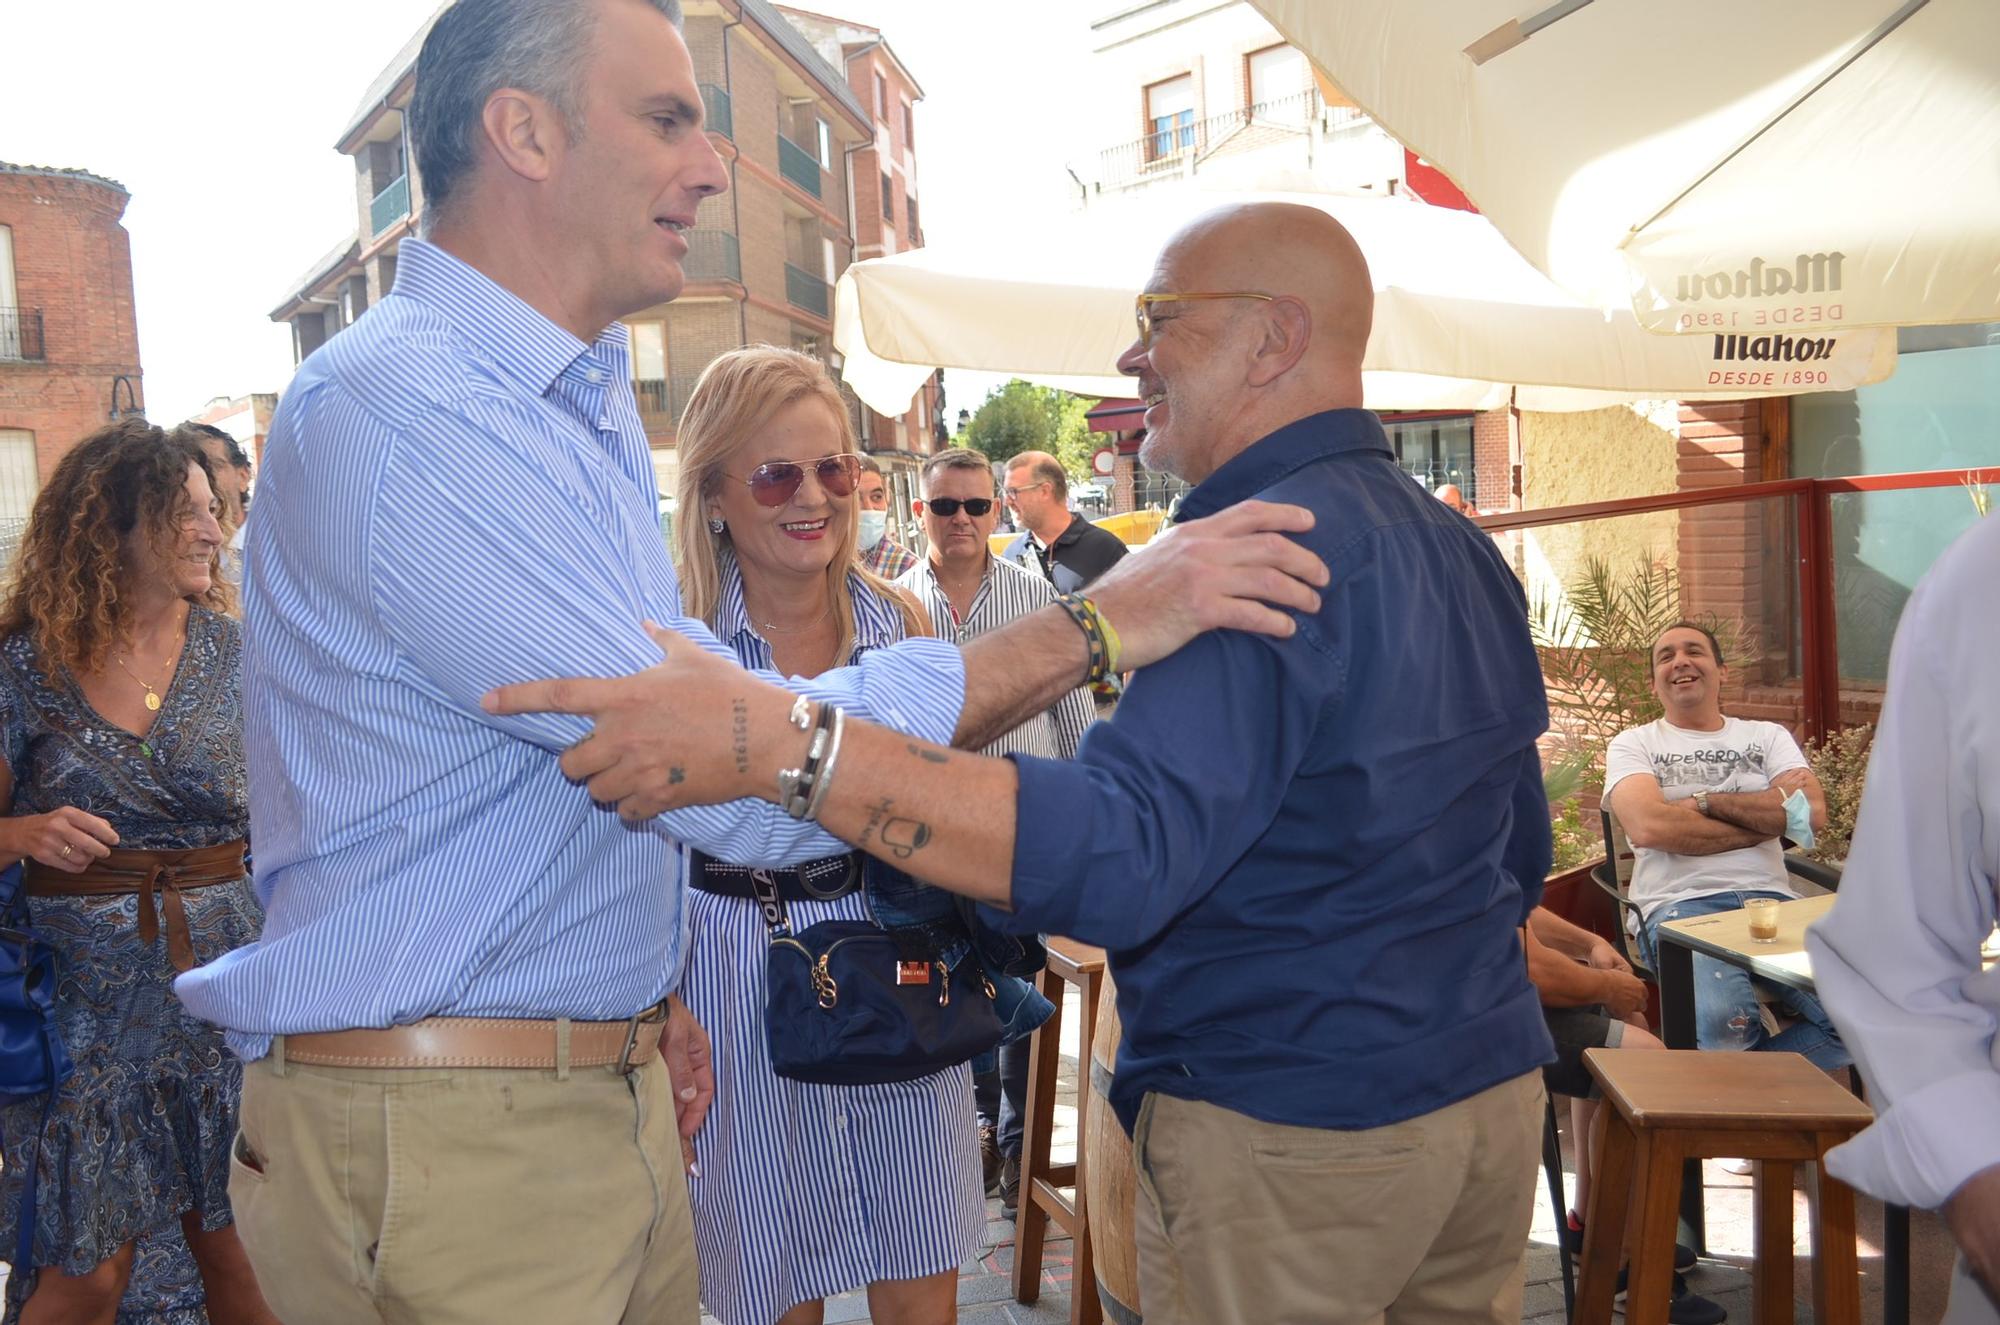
[[937, 960, 950, 1007], [812, 953, 838, 1009]]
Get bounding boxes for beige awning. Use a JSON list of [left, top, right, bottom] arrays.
[[1249, 0, 2000, 334], [832, 183, 1895, 416]]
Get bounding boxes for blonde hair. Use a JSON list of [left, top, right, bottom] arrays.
[[675, 346, 925, 656]]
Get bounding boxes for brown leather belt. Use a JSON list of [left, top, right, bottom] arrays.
[[25, 839, 248, 972], [279, 1004, 669, 1071]]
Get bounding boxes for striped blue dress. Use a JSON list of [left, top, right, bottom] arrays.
[[683, 559, 985, 1325]]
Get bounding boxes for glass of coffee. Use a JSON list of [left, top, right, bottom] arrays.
[[1744, 898, 1781, 944]]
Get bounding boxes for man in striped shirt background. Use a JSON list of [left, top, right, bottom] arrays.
[[895, 447, 1094, 766], [895, 448, 1097, 1215]]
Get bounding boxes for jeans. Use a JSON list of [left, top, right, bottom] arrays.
[[1637, 890, 1851, 1072], [973, 1040, 1030, 1158]]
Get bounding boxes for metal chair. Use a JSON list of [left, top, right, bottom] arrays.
[[1541, 1093, 1575, 1323]]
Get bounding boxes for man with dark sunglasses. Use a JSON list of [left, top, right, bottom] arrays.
[[898, 447, 1096, 1216], [491, 201, 1557, 1325]]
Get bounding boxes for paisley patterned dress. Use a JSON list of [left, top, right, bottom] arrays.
[[0, 609, 262, 1322]]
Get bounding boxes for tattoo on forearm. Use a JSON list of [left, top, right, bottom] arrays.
[[881, 812, 932, 859], [906, 743, 949, 765], [670, 767, 686, 785], [854, 793, 939, 860], [731, 699, 749, 775], [860, 797, 890, 849]]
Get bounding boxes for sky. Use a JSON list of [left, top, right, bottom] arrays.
[[7, 0, 1106, 427]]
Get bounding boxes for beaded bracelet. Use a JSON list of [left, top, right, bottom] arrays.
[[1054, 593, 1121, 687]]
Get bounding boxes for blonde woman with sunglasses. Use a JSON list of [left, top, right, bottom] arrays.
[[673, 346, 983, 1325]]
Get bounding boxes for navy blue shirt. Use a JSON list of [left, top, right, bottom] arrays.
[[994, 409, 1555, 1133]]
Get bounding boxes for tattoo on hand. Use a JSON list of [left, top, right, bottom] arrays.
[[731, 699, 749, 775], [905, 743, 948, 765]]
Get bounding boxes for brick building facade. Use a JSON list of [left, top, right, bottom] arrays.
[[271, 0, 941, 518], [0, 163, 144, 535]]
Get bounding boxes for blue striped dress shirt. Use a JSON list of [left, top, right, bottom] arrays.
[[174, 240, 967, 1059]]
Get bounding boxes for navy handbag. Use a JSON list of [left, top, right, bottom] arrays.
[[0, 859, 73, 1290], [0, 862, 70, 1097], [748, 863, 1006, 1086]]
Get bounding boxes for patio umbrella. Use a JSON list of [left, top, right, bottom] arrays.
[[1248, 0, 2000, 334], [831, 182, 1894, 416]]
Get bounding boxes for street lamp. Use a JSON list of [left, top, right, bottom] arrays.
[[108, 375, 143, 421]]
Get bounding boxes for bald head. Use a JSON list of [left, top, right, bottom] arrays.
[[1118, 202, 1374, 483], [1171, 202, 1372, 369]]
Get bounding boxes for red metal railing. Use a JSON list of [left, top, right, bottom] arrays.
[[1476, 466, 2000, 744]]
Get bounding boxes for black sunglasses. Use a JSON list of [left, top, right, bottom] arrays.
[[732, 453, 862, 508], [926, 497, 995, 518]]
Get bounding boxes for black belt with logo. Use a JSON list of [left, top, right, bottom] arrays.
[[688, 850, 862, 904]]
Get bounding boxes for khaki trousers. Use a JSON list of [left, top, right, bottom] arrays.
[[1131, 1071, 1545, 1325], [229, 1046, 697, 1325]]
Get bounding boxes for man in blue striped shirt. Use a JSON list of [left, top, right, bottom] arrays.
[[175, 2, 1326, 1319]]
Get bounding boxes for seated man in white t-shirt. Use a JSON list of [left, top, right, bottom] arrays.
[[1604, 622, 1849, 1071]]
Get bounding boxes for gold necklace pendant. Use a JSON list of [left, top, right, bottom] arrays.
[[115, 653, 165, 712]]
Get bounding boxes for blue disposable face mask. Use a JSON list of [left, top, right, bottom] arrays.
[[1783, 789, 1816, 850], [857, 509, 887, 551]]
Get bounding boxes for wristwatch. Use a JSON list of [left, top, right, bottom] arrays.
[[1692, 790, 1712, 817]]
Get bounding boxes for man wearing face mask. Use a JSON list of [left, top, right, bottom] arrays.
[[856, 454, 920, 579]]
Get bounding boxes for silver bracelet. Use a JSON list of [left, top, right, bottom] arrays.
[[802, 707, 846, 822], [776, 701, 838, 819]]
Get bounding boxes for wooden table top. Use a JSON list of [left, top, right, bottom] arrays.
[[1659, 893, 1999, 995], [1657, 893, 1833, 991]]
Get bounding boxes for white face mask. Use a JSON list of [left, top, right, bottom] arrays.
[[857, 509, 888, 551]]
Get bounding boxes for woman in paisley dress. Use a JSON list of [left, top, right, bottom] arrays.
[[673, 347, 986, 1325], [0, 420, 276, 1324]]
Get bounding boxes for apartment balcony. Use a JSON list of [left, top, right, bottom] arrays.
[[784, 263, 830, 319], [683, 229, 741, 283], [700, 84, 732, 140], [370, 173, 411, 237], [632, 372, 707, 427], [0, 307, 44, 362], [1093, 88, 1377, 194], [777, 134, 822, 199]]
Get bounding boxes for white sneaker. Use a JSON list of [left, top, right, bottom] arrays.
[[1718, 1156, 1755, 1176]]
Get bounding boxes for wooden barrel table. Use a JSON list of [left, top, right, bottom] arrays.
[[1083, 971, 1143, 1324]]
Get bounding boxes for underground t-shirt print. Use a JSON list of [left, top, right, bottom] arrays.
[[1604, 716, 1809, 919]]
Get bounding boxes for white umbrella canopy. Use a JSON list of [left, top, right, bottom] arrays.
[[1248, 0, 2000, 335], [832, 183, 1895, 416]]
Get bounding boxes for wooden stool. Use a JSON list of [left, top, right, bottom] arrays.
[[1012, 937, 1107, 1324], [1577, 1049, 1876, 1325]]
